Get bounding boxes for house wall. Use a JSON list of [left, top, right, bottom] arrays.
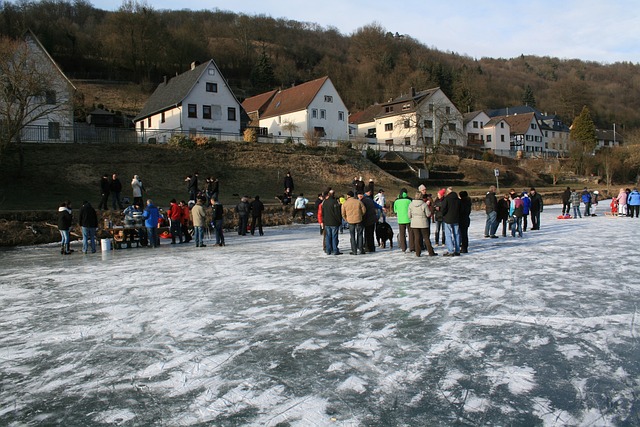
[[374, 89, 463, 147], [521, 118, 545, 152], [259, 80, 349, 141]]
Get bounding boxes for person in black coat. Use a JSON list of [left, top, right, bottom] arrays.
[[110, 173, 124, 210], [459, 191, 472, 253], [249, 195, 265, 236], [79, 200, 99, 253], [284, 172, 294, 193], [529, 187, 543, 230], [496, 193, 511, 237], [561, 186, 571, 216], [359, 191, 381, 253], [98, 174, 110, 210], [322, 190, 343, 255], [441, 187, 461, 256], [57, 201, 73, 255]]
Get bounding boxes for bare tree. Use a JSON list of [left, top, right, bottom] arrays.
[[0, 35, 73, 170], [281, 120, 299, 141]]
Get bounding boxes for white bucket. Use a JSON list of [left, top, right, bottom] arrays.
[[101, 238, 112, 251]]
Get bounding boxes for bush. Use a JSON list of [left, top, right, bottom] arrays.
[[243, 128, 257, 143], [284, 136, 294, 145], [168, 134, 196, 149], [366, 147, 381, 164], [303, 131, 320, 148]]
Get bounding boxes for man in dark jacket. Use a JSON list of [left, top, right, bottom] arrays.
[[561, 186, 571, 216], [484, 185, 498, 238], [441, 187, 461, 256], [249, 195, 265, 236], [459, 191, 472, 253], [79, 200, 99, 253], [359, 190, 382, 253], [110, 173, 124, 210], [529, 187, 543, 230], [235, 196, 250, 235], [98, 174, 110, 210], [322, 190, 343, 255], [284, 172, 294, 193]]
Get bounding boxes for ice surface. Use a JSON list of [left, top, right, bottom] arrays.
[[1, 201, 639, 426]]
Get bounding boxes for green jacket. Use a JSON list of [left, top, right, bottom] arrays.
[[393, 193, 412, 224]]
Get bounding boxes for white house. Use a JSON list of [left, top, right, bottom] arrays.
[[462, 111, 511, 153], [134, 60, 242, 143], [242, 76, 349, 141], [10, 30, 76, 143], [353, 87, 463, 147], [492, 112, 545, 153]]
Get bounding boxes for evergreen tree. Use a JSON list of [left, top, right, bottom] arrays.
[[250, 50, 276, 93], [570, 106, 597, 153], [522, 84, 536, 108]]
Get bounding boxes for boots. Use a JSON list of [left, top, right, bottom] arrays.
[[61, 243, 65, 255], [65, 243, 73, 254]]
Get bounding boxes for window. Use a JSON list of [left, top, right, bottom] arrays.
[[140, 121, 144, 131], [531, 123, 537, 129], [500, 122, 505, 128], [501, 135, 505, 142], [161, 112, 165, 123], [404, 120, 410, 129], [445, 106, 451, 114], [48, 122, 60, 139], [385, 106, 394, 113], [45, 90, 56, 105], [402, 103, 411, 111], [448, 123, 456, 131], [338, 111, 345, 121], [188, 104, 197, 118], [206, 82, 218, 93], [314, 127, 326, 137], [424, 120, 433, 129], [384, 123, 393, 131], [404, 137, 411, 145], [449, 138, 456, 145], [487, 135, 492, 142], [147, 117, 151, 127], [203, 105, 212, 119], [480, 122, 484, 129], [320, 109, 326, 119], [366, 128, 376, 138], [207, 68, 215, 75], [312, 109, 318, 118], [324, 95, 333, 103], [473, 121, 479, 129], [227, 107, 236, 121], [385, 139, 394, 145], [428, 104, 434, 112]]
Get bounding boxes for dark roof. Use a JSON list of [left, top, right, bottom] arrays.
[[243, 77, 330, 120], [349, 104, 382, 125], [488, 105, 570, 133], [596, 129, 624, 143], [375, 87, 439, 119], [486, 105, 538, 117], [135, 60, 214, 121], [463, 111, 484, 126]]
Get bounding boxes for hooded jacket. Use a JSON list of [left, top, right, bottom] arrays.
[[143, 203, 160, 228], [393, 192, 412, 225], [408, 199, 432, 229], [58, 206, 72, 231], [79, 202, 98, 228]]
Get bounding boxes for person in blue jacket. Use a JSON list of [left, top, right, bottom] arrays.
[[143, 199, 160, 247], [627, 188, 640, 218], [521, 191, 531, 231]]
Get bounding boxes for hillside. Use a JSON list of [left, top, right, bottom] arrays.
[[1, 4, 639, 130]]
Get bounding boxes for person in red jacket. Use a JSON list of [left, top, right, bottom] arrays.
[[167, 199, 184, 244], [179, 200, 192, 243]]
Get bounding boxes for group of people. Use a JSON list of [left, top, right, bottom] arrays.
[[485, 186, 544, 239], [184, 173, 220, 204], [562, 187, 600, 218], [611, 187, 640, 218], [234, 195, 265, 236], [57, 199, 101, 254]]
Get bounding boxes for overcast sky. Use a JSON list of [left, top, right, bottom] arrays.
[[89, 0, 640, 64]]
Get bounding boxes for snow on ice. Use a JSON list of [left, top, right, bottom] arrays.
[[0, 201, 639, 426]]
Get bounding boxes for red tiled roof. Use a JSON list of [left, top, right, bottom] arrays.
[[247, 77, 329, 119], [241, 89, 277, 115], [495, 112, 537, 135], [349, 104, 382, 124]]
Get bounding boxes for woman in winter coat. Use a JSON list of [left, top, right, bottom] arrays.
[[509, 193, 524, 237], [627, 188, 640, 218], [617, 188, 628, 217], [433, 189, 446, 246], [131, 175, 144, 206], [408, 192, 436, 257], [57, 201, 73, 254], [496, 194, 510, 236], [521, 192, 531, 231]]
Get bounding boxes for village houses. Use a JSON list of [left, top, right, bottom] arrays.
[[242, 76, 349, 142], [134, 59, 243, 144]]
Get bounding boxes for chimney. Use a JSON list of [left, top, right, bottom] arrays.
[[190, 61, 200, 70], [410, 87, 416, 97], [163, 76, 167, 85]]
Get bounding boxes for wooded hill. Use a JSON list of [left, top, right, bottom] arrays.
[[1, 1, 639, 130]]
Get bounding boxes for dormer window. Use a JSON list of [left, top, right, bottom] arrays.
[[385, 106, 394, 113], [324, 95, 333, 103], [402, 103, 411, 111]]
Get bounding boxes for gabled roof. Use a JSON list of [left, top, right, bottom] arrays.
[[244, 76, 330, 120], [23, 29, 76, 91], [463, 111, 485, 126], [375, 87, 440, 119], [596, 129, 624, 143], [493, 112, 539, 135], [484, 117, 508, 128], [487, 105, 538, 118], [242, 89, 277, 115], [349, 104, 382, 125], [135, 59, 238, 121]]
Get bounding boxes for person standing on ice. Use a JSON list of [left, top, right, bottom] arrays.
[[484, 185, 498, 238], [79, 200, 98, 254], [520, 191, 531, 232], [627, 188, 640, 218], [322, 189, 343, 255], [441, 187, 462, 256], [529, 187, 543, 230], [570, 189, 582, 219], [561, 186, 572, 216], [408, 191, 436, 257], [57, 201, 73, 255], [590, 190, 600, 216], [393, 189, 412, 252], [342, 191, 366, 255], [509, 192, 524, 238], [191, 198, 207, 247], [143, 199, 160, 248], [497, 193, 510, 236], [616, 188, 628, 217]]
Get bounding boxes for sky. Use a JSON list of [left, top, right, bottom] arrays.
[[87, 0, 640, 64]]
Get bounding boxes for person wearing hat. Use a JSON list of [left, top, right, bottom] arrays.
[[591, 190, 600, 216], [341, 191, 366, 255], [368, 178, 375, 194], [250, 195, 265, 235], [529, 187, 543, 230], [393, 188, 413, 252], [433, 189, 447, 247]]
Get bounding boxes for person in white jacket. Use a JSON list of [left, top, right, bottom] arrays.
[[408, 192, 437, 257], [292, 193, 309, 223], [131, 175, 144, 206]]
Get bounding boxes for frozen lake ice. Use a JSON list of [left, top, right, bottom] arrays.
[[1, 201, 639, 426]]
